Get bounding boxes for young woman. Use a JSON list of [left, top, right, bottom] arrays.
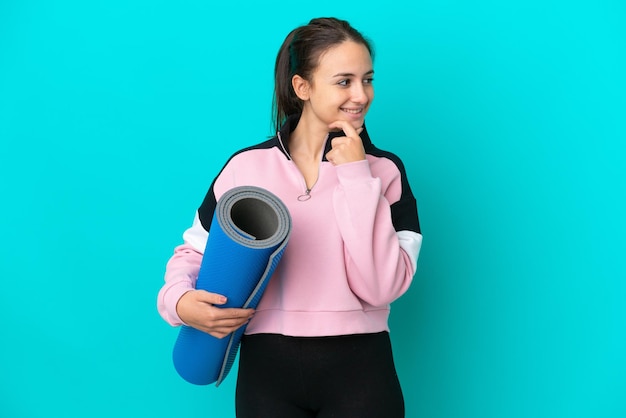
[[157, 17, 422, 417]]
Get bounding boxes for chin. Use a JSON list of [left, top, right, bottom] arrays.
[[348, 118, 366, 130], [328, 119, 365, 133], [337, 114, 366, 126]]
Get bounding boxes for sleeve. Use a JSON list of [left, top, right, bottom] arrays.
[[332, 158, 422, 307], [156, 214, 207, 326]]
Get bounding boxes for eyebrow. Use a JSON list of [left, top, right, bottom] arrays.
[[332, 70, 375, 78]]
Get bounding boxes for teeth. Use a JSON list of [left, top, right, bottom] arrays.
[[341, 108, 362, 114]]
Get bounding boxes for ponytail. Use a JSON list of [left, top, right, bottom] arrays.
[[272, 29, 303, 132]]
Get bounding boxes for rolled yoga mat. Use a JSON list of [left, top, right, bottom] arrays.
[[172, 186, 292, 386]]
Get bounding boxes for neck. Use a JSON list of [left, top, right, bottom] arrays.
[[289, 111, 329, 161]]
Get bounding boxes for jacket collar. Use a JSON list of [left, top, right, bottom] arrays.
[[276, 114, 373, 161]]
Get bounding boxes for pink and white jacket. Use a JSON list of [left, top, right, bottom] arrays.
[[157, 115, 422, 337]]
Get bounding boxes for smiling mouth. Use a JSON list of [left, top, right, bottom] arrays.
[[341, 107, 364, 114]]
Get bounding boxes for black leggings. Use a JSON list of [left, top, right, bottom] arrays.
[[235, 332, 404, 418]]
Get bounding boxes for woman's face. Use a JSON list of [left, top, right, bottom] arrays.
[[300, 41, 374, 130]]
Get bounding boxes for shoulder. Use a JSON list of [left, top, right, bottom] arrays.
[[213, 135, 290, 195], [364, 138, 407, 170], [225, 136, 282, 164], [365, 141, 412, 187], [213, 136, 285, 176], [360, 126, 409, 178]]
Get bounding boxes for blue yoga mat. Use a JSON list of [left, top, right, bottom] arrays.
[[172, 186, 292, 386]]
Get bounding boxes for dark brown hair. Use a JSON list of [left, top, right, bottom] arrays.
[[272, 17, 374, 131]]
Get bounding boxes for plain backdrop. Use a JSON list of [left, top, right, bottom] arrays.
[[1, 1, 624, 417]]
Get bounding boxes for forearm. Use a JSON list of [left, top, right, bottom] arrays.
[[333, 160, 422, 306], [157, 243, 203, 326]]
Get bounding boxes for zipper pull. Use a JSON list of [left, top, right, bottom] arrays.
[[297, 189, 312, 201]]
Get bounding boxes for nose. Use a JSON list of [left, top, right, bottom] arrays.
[[350, 83, 368, 104]]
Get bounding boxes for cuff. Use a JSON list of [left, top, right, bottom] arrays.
[[160, 281, 194, 326]]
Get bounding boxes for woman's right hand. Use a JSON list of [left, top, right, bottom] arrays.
[[176, 290, 255, 339]]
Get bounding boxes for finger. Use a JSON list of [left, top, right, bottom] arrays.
[[209, 326, 246, 339], [328, 120, 360, 139], [192, 313, 252, 334], [209, 331, 231, 339], [205, 319, 252, 338], [202, 325, 236, 339], [195, 290, 228, 305], [330, 137, 349, 148], [211, 307, 255, 320], [205, 317, 251, 330]]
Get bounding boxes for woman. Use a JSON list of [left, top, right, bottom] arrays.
[[158, 17, 422, 417]]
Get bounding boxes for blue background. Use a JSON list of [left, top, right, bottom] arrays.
[[1, 1, 624, 417]]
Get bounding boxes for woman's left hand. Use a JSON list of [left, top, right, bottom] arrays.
[[326, 120, 365, 165]]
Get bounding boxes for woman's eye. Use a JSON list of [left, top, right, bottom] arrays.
[[338, 79, 350, 87], [364, 78, 374, 85]]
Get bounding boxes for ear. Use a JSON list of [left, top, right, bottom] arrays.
[[292, 75, 310, 101]]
